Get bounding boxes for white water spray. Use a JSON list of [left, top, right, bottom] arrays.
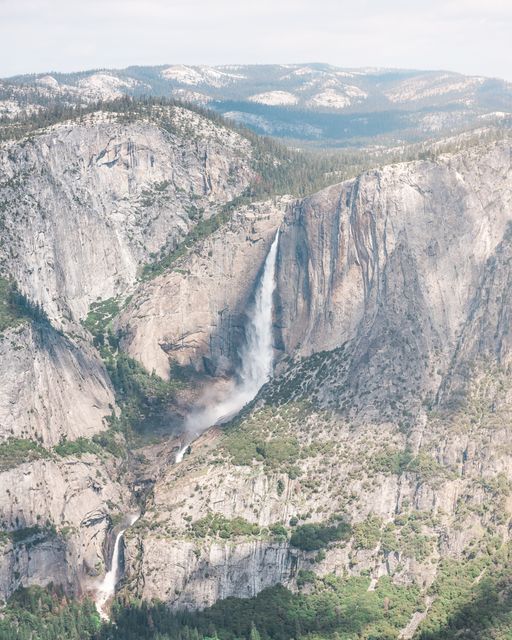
[[95, 513, 139, 620], [177, 229, 280, 457]]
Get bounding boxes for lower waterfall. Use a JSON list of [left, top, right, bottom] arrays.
[[177, 229, 280, 459], [95, 513, 139, 619]]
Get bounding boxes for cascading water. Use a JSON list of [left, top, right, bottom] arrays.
[[95, 513, 139, 619], [176, 229, 280, 460], [96, 230, 280, 613], [238, 228, 280, 397], [96, 231, 279, 620]]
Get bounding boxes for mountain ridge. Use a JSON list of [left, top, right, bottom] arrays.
[[2, 63, 511, 147]]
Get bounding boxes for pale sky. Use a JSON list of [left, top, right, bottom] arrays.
[[1, 0, 511, 81]]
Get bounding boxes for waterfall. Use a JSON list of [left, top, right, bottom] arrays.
[[177, 229, 280, 455], [95, 231, 280, 613], [95, 514, 139, 620], [238, 229, 280, 397]]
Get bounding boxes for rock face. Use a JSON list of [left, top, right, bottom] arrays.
[[120, 138, 512, 611], [129, 538, 298, 609], [0, 454, 132, 600], [0, 105, 256, 602], [2, 100, 512, 627], [275, 142, 512, 409], [0, 323, 113, 446], [4, 64, 512, 147], [0, 107, 254, 324], [117, 199, 287, 379]]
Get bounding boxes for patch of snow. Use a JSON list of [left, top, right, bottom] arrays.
[[171, 89, 212, 104], [248, 91, 298, 106], [308, 89, 354, 109], [385, 74, 485, 103], [77, 73, 139, 100], [162, 65, 245, 87]]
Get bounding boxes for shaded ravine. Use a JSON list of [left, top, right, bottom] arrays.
[[176, 229, 280, 461]]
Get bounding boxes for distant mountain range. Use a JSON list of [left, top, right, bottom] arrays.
[[2, 62, 512, 146]]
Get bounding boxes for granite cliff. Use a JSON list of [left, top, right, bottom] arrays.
[[1, 99, 512, 638]]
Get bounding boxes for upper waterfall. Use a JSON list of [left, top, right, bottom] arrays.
[[176, 229, 280, 457], [238, 229, 280, 396]]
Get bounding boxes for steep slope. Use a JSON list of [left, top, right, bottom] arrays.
[[2, 101, 512, 638], [0, 322, 113, 445], [0, 106, 254, 324], [120, 137, 512, 629], [116, 199, 287, 379], [274, 140, 512, 419], [0, 103, 258, 604]]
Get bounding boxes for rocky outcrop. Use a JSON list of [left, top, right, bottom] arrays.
[[3, 117, 512, 622], [0, 107, 254, 325], [128, 538, 299, 609], [271, 140, 512, 418], [0, 322, 113, 446], [0, 105, 256, 601], [0, 454, 132, 601], [117, 199, 287, 379]]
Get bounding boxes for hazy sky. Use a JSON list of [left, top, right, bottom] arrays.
[[1, 0, 511, 80]]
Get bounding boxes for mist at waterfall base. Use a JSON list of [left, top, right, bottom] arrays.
[[176, 230, 280, 462], [95, 513, 139, 620]]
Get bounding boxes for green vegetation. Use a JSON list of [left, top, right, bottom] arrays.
[[54, 429, 125, 459], [189, 513, 261, 539], [0, 438, 49, 471], [187, 513, 293, 542], [221, 403, 314, 477], [8, 543, 512, 639], [1, 574, 421, 639], [373, 448, 414, 475], [289, 518, 351, 551], [141, 202, 236, 280], [0, 277, 49, 333], [82, 297, 121, 339], [53, 436, 102, 458], [372, 447, 456, 485], [0, 277, 23, 332], [9, 525, 57, 545], [0, 585, 100, 640], [102, 573, 421, 640], [83, 293, 191, 442], [417, 537, 510, 639], [352, 515, 383, 550], [0, 433, 121, 470], [104, 352, 183, 440], [380, 512, 437, 561]]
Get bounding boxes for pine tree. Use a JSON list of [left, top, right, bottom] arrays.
[[250, 622, 261, 640]]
